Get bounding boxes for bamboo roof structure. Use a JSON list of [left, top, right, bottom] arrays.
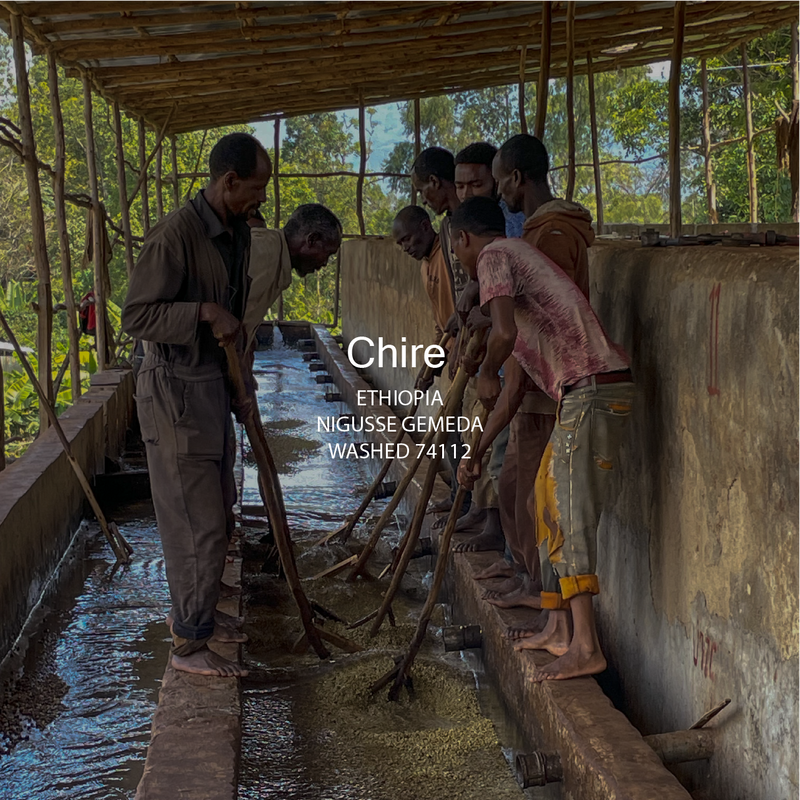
[[0, 1, 796, 133]]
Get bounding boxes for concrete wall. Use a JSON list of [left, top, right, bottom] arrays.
[[0, 370, 135, 664], [340, 237, 799, 800]]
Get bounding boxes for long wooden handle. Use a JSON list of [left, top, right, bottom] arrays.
[[225, 343, 330, 659]]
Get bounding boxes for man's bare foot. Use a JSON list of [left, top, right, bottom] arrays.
[[513, 610, 571, 656], [171, 648, 249, 677], [427, 497, 452, 514], [453, 530, 505, 553], [533, 644, 607, 681], [454, 505, 486, 532], [484, 584, 542, 610], [219, 581, 241, 598], [504, 612, 548, 640], [482, 574, 523, 595], [474, 559, 517, 580]]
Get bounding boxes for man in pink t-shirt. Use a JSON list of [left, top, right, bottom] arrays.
[[452, 196, 634, 682]]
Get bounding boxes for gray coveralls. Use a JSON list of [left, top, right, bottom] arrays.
[[122, 192, 250, 655]]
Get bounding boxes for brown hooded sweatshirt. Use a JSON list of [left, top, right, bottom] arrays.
[[522, 199, 594, 299]]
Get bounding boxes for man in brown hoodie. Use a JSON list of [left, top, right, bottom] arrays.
[[476, 135, 595, 635]]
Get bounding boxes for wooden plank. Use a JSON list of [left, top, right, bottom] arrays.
[[700, 59, 718, 224], [565, 1, 576, 201], [357, 95, 366, 237], [586, 51, 604, 236], [113, 100, 135, 278], [668, 1, 686, 238], [138, 117, 150, 234], [48, 50, 81, 401], [82, 75, 108, 371], [741, 43, 758, 223], [11, 12, 53, 422], [534, 2, 551, 139]]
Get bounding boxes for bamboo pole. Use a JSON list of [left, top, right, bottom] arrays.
[[113, 101, 135, 278], [534, 2, 552, 140], [0, 308, 132, 564], [138, 117, 150, 234], [518, 46, 528, 134], [170, 134, 180, 210], [565, 2, 576, 201], [11, 13, 53, 425], [82, 77, 109, 372], [47, 51, 82, 402], [741, 43, 758, 224], [357, 96, 367, 236], [155, 142, 164, 219], [412, 97, 421, 205], [668, 1, 686, 238], [224, 343, 331, 659], [587, 52, 604, 236], [700, 59, 718, 224]]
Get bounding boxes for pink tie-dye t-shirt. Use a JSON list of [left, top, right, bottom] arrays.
[[477, 238, 629, 400]]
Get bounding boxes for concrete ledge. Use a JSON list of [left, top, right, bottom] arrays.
[[448, 549, 691, 800]]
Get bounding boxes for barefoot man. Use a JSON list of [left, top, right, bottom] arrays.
[[452, 197, 634, 681], [122, 133, 272, 678]]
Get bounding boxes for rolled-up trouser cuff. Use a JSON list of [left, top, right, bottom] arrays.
[[171, 634, 213, 656], [540, 591, 571, 610], [559, 574, 600, 600], [171, 616, 215, 641]]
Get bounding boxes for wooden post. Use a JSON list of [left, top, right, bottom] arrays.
[[170, 134, 180, 210], [83, 76, 108, 372], [48, 52, 82, 402], [668, 1, 686, 238], [741, 43, 758, 224], [700, 60, 718, 224], [273, 118, 283, 320], [155, 142, 164, 219], [113, 101, 135, 278], [411, 97, 421, 205], [534, 2, 552, 140], [11, 13, 53, 424], [565, 2, 576, 201], [792, 23, 799, 223], [138, 117, 150, 234], [0, 358, 5, 471], [357, 95, 367, 236], [587, 52, 604, 236], [518, 46, 528, 134]]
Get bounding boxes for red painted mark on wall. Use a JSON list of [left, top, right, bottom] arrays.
[[707, 282, 721, 397], [693, 629, 718, 680]]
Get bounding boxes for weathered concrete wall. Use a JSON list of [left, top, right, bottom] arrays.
[[341, 238, 799, 799], [0, 370, 135, 663]]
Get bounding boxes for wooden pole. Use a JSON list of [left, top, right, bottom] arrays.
[[48, 52, 82, 402], [138, 117, 151, 234], [155, 142, 164, 220], [411, 97, 421, 205], [273, 118, 283, 319], [534, 2, 552, 140], [83, 75, 108, 372], [357, 95, 367, 236], [793, 23, 799, 223], [0, 358, 5, 472], [113, 101, 135, 278], [700, 60, 718, 224], [170, 134, 180, 210], [128, 108, 174, 213], [668, 1, 686, 238], [332, 246, 341, 329], [565, 2, 576, 201], [587, 52, 604, 236], [741, 43, 758, 224], [11, 13, 53, 425], [518, 46, 528, 134], [182, 128, 208, 202], [0, 308, 131, 563]]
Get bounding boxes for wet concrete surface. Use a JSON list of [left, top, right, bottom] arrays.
[[0, 502, 170, 799]]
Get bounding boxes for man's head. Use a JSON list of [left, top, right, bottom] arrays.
[[493, 134, 549, 214], [455, 142, 498, 203], [392, 205, 435, 261], [283, 204, 343, 277], [411, 147, 456, 215], [450, 196, 506, 277], [208, 132, 272, 221]]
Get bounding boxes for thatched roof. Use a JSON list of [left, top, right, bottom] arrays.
[[0, 1, 796, 133]]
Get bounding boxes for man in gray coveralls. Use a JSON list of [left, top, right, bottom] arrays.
[[123, 132, 270, 677]]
